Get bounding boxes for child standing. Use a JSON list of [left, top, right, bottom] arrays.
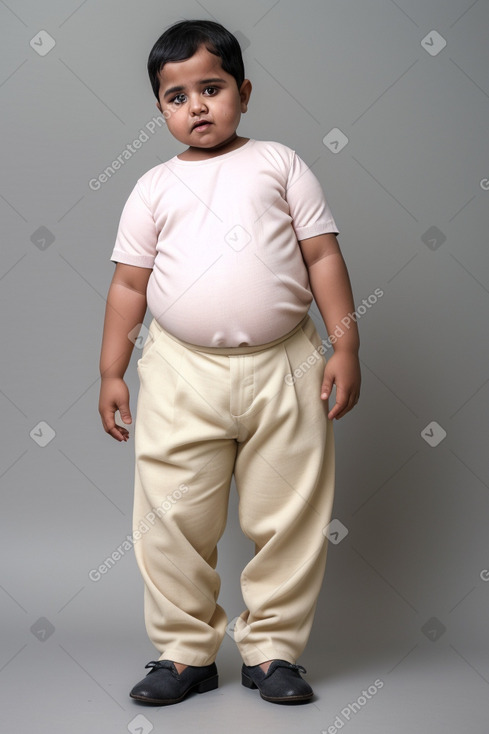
[[98, 19, 360, 706]]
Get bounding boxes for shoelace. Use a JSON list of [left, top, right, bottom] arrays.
[[267, 661, 307, 675], [145, 660, 306, 676], [289, 663, 307, 674], [145, 660, 179, 676]]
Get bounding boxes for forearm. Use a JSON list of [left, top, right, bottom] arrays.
[[307, 252, 360, 354], [99, 282, 147, 378]]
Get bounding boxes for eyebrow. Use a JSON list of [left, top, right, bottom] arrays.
[[162, 77, 227, 99]]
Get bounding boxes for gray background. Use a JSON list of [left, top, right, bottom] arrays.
[[1, 0, 488, 731]]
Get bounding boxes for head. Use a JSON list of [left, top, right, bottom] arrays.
[[148, 20, 252, 154]]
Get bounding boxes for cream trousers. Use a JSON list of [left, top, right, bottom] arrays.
[[133, 313, 335, 667]]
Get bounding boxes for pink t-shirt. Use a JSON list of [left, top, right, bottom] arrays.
[[111, 138, 339, 347]]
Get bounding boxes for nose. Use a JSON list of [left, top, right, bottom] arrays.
[[189, 93, 207, 114]]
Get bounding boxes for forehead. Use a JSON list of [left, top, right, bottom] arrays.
[[157, 44, 227, 88]]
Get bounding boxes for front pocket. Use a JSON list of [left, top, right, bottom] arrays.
[[299, 321, 328, 366], [138, 320, 164, 366]]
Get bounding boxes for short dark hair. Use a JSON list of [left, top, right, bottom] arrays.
[[147, 19, 245, 102]]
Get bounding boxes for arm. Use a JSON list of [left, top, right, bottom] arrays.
[[98, 262, 152, 441], [299, 232, 361, 420]]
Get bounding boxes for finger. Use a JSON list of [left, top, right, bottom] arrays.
[[100, 407, 116, 434], [329, 390, 358, 420], [117, 403, 132, 425], [327, 402, 343, 420], [108, 424, 130, 442], [100, 407, 129, 441], [327, 387, 351, 420], [321, 370, 334, 400]]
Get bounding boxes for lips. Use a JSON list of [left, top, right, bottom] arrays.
[[192, 120, 211, 130]]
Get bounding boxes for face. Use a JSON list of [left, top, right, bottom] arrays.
[[156, 44, 252, 157]]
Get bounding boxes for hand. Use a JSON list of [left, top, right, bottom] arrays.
[[320, 351, 361, 420], [98, 377, 132, 441]]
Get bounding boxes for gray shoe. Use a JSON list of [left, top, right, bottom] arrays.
[[241, 659, 313, 704], [130, 660, 218, 705]]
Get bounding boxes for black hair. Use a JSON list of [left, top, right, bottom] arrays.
[[147, 19, 245, 101]]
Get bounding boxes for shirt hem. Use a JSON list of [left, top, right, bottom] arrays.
[[295, 222, 339, 240], [110, 250, 154, 268]]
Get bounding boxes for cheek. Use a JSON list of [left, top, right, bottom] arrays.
[[166, 107, 185, 125], [214, 95, 239, 117], [220, 104, 239, 122]]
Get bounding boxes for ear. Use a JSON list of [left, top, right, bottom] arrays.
[[156, 101, 162, 114], [239, 79, 252, 112]]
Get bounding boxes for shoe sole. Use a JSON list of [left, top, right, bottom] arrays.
[[130, 674, 218, 705], [241, 671, 313, 704]]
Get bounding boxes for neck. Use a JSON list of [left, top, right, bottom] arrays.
[[179, 135, 248, 161]]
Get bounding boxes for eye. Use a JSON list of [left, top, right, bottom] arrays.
[[203, 86, 218, 96], [170, 93, 186, 105]]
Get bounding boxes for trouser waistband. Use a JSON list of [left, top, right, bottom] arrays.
[[150, 313, 310, 355]]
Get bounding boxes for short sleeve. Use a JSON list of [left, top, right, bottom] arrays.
[[110, 180, 158, 268], [285, 151, 339, 241]]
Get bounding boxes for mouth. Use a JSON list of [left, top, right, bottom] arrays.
[[192, 120, 212, 131]]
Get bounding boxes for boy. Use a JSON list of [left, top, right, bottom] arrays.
[[98, 19, 360, 706]]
